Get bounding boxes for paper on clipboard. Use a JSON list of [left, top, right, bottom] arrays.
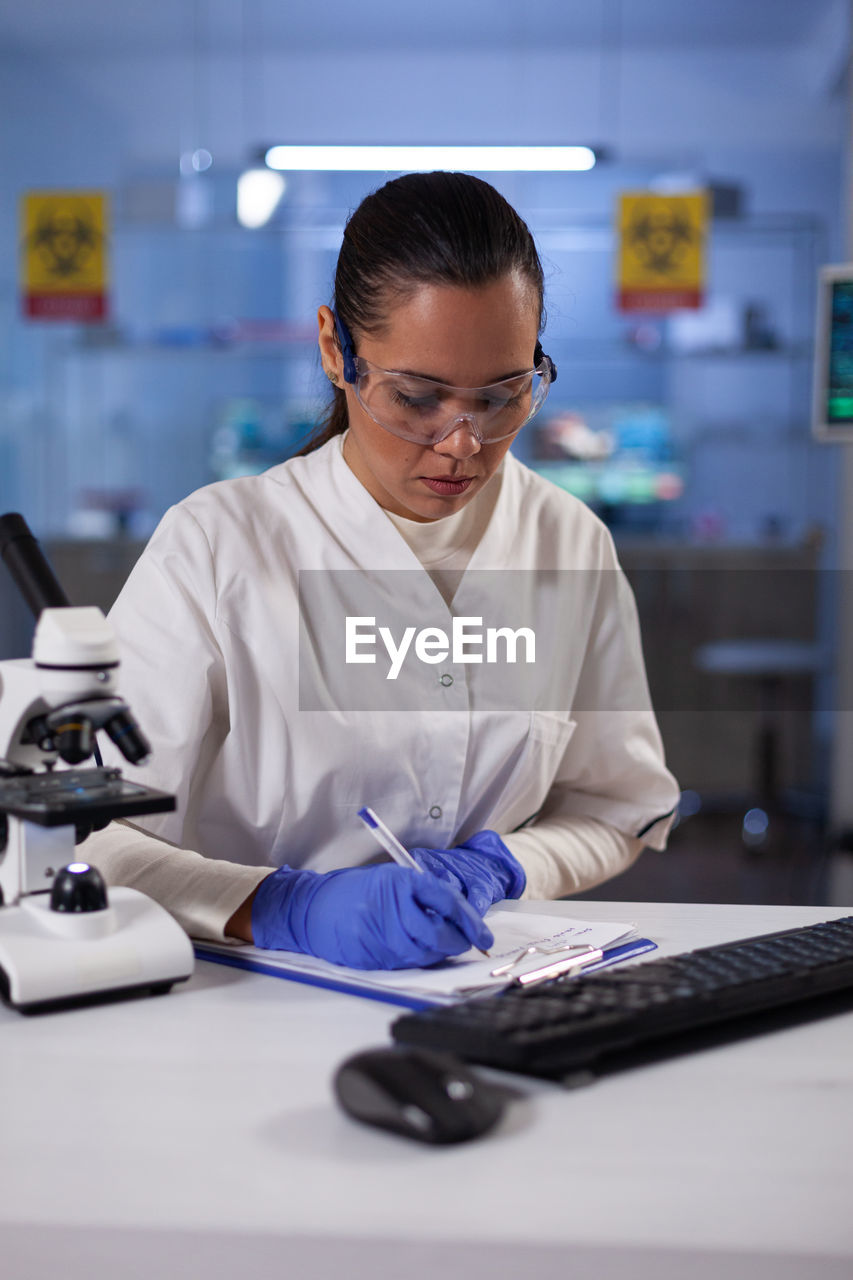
[[195, 909, 642, 1007]]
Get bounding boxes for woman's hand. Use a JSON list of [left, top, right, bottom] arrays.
[[408, 830, 526, 916], [249, 863, 494, 969]]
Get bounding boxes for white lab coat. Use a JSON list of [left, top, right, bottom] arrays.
[[90, 437, 678, 935]]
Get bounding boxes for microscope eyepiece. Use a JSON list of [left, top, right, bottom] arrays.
[[0, 512, 71, 617]]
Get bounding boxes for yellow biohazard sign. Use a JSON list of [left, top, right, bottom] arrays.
[[21, 191, 109, 321], [617, 191, 708, 312]]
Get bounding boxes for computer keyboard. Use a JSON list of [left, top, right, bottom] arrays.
[[392, 916, 853, 1080]]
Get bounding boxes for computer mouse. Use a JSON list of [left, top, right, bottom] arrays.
[[333, 1046, 506, 1144]]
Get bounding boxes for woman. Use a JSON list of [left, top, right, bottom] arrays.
[[88, 172, 679, 969]]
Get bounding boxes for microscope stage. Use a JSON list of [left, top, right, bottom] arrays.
[[0, 768, 175, 827]]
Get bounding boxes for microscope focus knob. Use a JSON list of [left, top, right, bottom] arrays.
[[50, 863, 109, 913]]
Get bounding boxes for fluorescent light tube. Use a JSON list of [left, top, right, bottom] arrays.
[[264, 145, 596, 172]]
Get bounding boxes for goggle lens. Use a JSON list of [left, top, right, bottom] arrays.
[[351, 359, 554, 445]]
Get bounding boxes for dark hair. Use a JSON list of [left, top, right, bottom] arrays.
[[300, 171, 545, 454]]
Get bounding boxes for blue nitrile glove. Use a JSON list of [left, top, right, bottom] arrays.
[[408, 830, 526, 916], [251, 863, 494, 970]]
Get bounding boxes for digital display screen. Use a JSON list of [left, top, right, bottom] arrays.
[[827, 281, 853, 423]]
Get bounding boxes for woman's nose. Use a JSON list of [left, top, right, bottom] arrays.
[[432, 417, 483, 458]]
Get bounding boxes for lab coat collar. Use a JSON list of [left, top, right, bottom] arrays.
[[279, 432, 514, 580]]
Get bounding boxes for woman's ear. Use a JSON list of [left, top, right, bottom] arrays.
[[317, 306, 343, 384]]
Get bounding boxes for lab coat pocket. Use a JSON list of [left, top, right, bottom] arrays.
[[488, 711, 577, 835]]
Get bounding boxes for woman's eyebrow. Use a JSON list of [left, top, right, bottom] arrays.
[[390, 365, 532, 384]]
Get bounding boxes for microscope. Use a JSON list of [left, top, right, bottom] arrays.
[[0, 513, 194, 1012]]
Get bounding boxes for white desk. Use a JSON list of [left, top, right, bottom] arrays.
[[2, 900, 853, 1280]]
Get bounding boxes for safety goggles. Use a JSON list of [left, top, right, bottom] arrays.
[[333, 310, 557, 446]]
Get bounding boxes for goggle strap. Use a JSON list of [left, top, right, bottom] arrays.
[[332, 308, 358, 384]]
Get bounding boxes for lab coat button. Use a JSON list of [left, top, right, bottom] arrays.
[[429, 805, 443, 819], [439, 673, 453, 687]]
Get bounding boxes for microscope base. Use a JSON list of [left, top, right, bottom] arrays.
[[0, 887, 194, 1012]]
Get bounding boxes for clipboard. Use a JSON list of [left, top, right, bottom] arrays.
[[194, 933, 658, 1011]]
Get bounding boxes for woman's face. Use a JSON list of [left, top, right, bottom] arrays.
[[317, 274, 540, 522]]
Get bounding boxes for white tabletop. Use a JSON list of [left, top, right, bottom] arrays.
[[2, 900, 853, 1280]]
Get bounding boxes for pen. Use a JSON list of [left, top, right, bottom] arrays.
[[357, 806, 490, 957], [358, 806, 421, 871]]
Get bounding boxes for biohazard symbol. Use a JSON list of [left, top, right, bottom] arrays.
[[625, 202, 696, 278], [27, 205, 101, 279]]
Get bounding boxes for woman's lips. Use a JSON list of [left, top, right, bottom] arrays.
[[420, 476, 475, 495]]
